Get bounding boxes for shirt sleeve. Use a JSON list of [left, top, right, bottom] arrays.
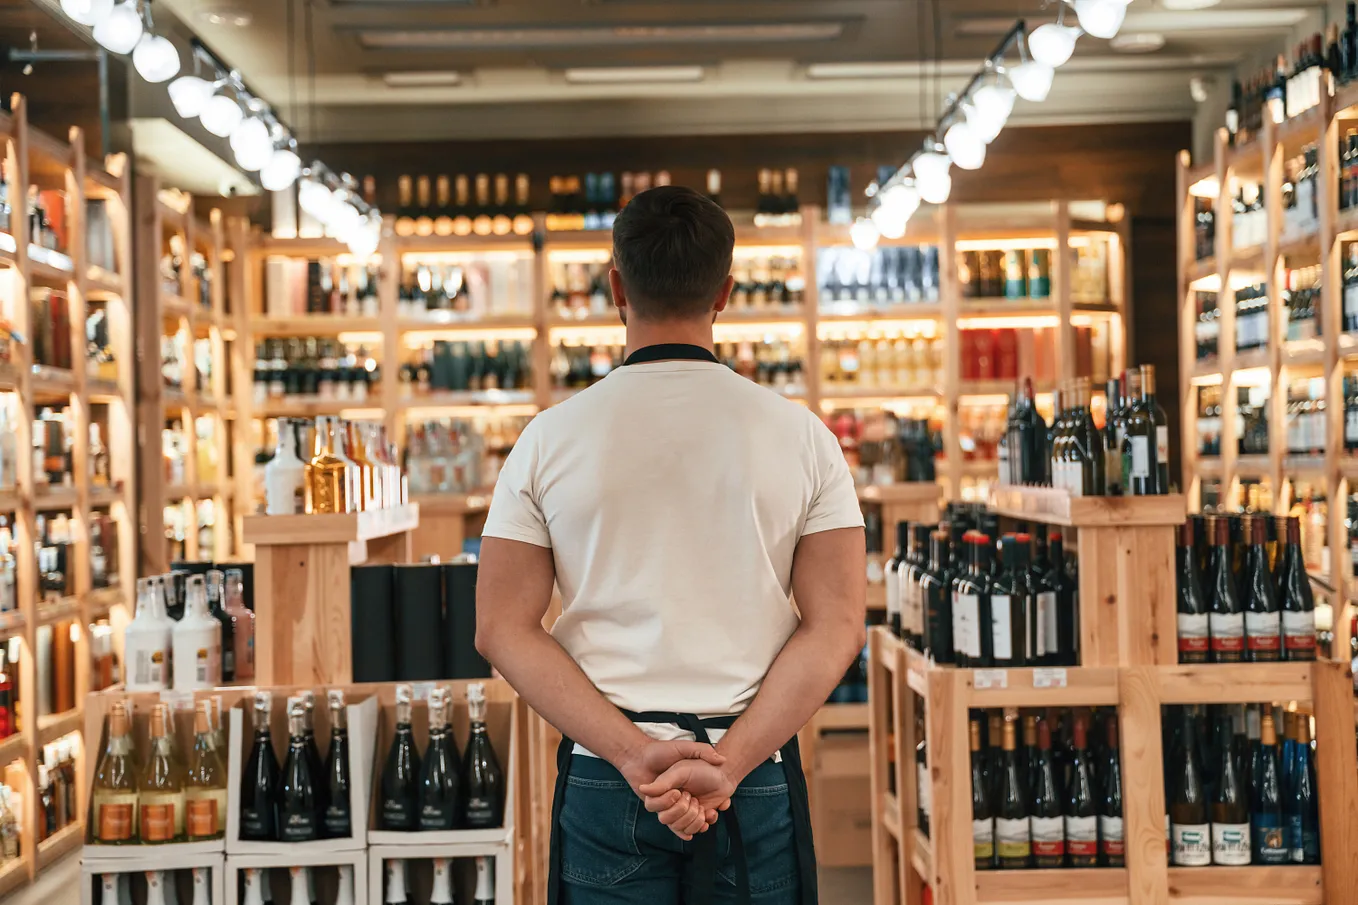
[[482, 422, 552, 548], [802, 413, 866, 537]]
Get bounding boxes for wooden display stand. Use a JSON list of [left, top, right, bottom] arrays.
[[240, 504, 420, 685], [868, 485, 1358, 905]]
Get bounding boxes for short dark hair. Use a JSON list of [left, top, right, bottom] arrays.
[[611, 185, 735, 321]]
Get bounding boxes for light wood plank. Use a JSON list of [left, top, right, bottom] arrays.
[[1119, 666, 1170, 905], [974, 868, 1129, 904], [1156, 662, 1314, 704], [1165, 866, 1322, 904], [989, 486, 1187, 528], [926, 668, 974, 905], [1312, 659, 1358, 901], [963, 666, 1121, 708]]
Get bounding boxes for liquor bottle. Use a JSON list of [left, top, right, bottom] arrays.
[[202, 570, 235, 682], [1209, 710, 1250, 865], [279, 698, 320, 841], [1029, 717, 1064, 868], [1287, 716, 1320, 863], [172, 575, 220, 690], [223, 569, 255, 681], [1065, 714, 1098, 868], [124, 577, 172, 691], [463, 682, 505, 828], [473, 174, 494, 236], [1176, 521, 1210, 663], [1276, 517, 1317, 660], [393, 176, 416, 237], [419, 687, 462, 830], [885, 521, 907, 638], [1241, 515, 1282, 661], [953, 532, 993, 667], [990, 536, 1029, 668], [1207, 517, 1246, 662], [1253, 710, 1288, 864], [336, 865, 357, 905], [240, 691, 281, 841], [306, 416, 350, 514], [971, 718, 994, 870], [1100, 717, 1124, 867], [265, 420, 305, 515], [324, 689, 353, 838], [916, 710, 931, 837], [139, 703, 185, 843], [1169, 709, 1210, 866], [184, 701, 227, 839], [994, 715, 1030, 869], [474, 857, 495, 905], [381, 684, 421, 830], [91, 700, 138, 843], [922, 530, 954, 664], [385, 860, 408, 905]]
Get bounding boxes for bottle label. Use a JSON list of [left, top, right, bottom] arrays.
[[95, 799, 135, 842], [280, 811, 318, 842], [1283, 610, 1317, 655], [1287, 815, 1320, 862], [991, 595, 1013, 661], [917, 762, 931, 818], [324, 803, 352, 838], [185, 792, 225, 838], [1245, 611, 1282, 653], [1172, 823, 1211, 866], [382, 799, 415, 829], [465, 796, 498, 828], [420, 802, 456, 831], [1099, 815, 1125, 858], [130, 648, 167, 689], [1037, 591, 1057, 659], [140, 803, 176, 842], [1130, 436, 1151, 478], [1209, 612, 1245, 654], [1156, 425, 1170, 465], [955, 594, 982, 659], [1212, 822, 1251, 865], [196, 648, 210, 684], [995, 816, 1030, 860], [1065, 815, 1098, 858], [1253, 812, 1288, 864], [885, 568, 901, 619], [972, 817, 994, 861], [1178, 613, 1209, 655], [1030, 815, 1064, 859]]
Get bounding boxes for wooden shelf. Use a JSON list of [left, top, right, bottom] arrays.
[[988, 485, 1187, 527], [243, 503, 420, 546], [1166, 865, 1322, 905], [1184, 257, 1217, 286], [0, 733, 22, 767], [0, 610, 24, 641], [86, 377, 123, 402], [963, 665, 1121, 707], [857, 483, 941, 505], [37, 707, 81, 745], [88, 485, 123, 507], [32, 486, 77, 510], [0, 491, 19, 512], [402, 390, 537, 409], [818, 303, 942, 321], [36, 596, 80, 626], [401, 313, 537, 333], [85, 265, 124, 297], [253, 315, 382, 336], [30, 366, 76, 398], [86, 585, 125, 616], [812, 702, 869, 731], [408, 492, 492, 515], [974, 867, 1129, 904], [161, 293, 193, 320], [36, 821, 83, 868], [0, 854, 26, 898], [1156, 662, 1316, 704]]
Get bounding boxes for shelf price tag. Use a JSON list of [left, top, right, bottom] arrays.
[[411, 681, 436, 701], [159, 690, 196, 712], [1033, 668, 1068, 689], [973, 669, 1008, 690]]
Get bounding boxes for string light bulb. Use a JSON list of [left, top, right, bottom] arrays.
[[132, 33, 179, 83], [200, 93, 244, 137], [260, 148, 302, 192], [850, 217, 880, 251], [1009, 60, 1054, 102], [60, 0, 113, 26], [1028, 22, 1079, 67], [969, 83, 1016, 141], [943, 120, 986, 170], [92, 0, 143, 54], [1073, 0, 1129, 40]]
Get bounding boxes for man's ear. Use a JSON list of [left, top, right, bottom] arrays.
[[609, 268, 628, 314], [712, 274, 734, 315]]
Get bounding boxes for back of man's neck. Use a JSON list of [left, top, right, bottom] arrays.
[[624, 319, 715, 358]]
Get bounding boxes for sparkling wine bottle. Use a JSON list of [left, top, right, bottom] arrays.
[[474, 857, 495, 905], [462, 683, 505, 828], [431, 858, 454, 905], [239, 691, 280, 840], [324, 689, 352, 838], [380, 685, 420, 830], [419, 688, 462, 830], [279, 699, 320, 841]]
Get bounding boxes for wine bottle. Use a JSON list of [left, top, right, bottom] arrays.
[[463, 682, 505, 828], [431, 858, 454, 905], [99, 874, 118, 905], [124, 577, 172, 691], [1253, 710, 1288, 864], [905, 524, 932, 650], [433, 176, 454, 237], [385, 860, 408, 905], [922, 530, 954, 664], [324, 690, 352, 838], [954, 532, 994, 667], [139, 703, 185, 843], [971, 718, 995, 870], [1169, 709, 1211, 866], [191, 868, 210, 905], [990, 536, 1028, 668], [242, 869, 266, 905], [381, 684, 421, 830], [205, 570, 236, 682], [885, 521, 907, 638], [1278, 516, 1317, 660], [299, 690, 329, 822], [1028, 718, 1064, 868], [288, 868, 310, 905], [1210, 710, 1251, 864], [145, 871, 167, 905], [1176, 520, 1210, 662], [336, 865, 356, 905], [419, 687, 463, 830], [239, 691, 281, 841], [1207, 516, 1245, 662], [184, 701, 227, 839], [172, 575, 221, 690], [394, 176, 416, 237], [995, 715, 1030, 869], [474, 856, 495, 905], [916, 710, 931, 837], [1100, 717, 1124, 867], [224, 568, 255, 681], [1065, 714, 1098, 868], [1044, 533, 1078, 666], [279, 698, 320, 841], [1287, 716, 1320, 863], [91, 699, 138, 843]]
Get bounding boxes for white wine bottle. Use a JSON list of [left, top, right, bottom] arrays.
[[288, 867, 309, 905], [184, 701, 227, 839], [385, 860, 408, 905], [99, 874, 119, 905], [144, 872, 168, 905], [191, 868, 210, 905], [138, 704, 185, 843], [91, 700, 138, 843]]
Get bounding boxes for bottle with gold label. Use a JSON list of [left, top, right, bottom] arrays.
[[139, 703, 185, 843], [185, 701, 227, 839], [346, 422, 375, 512], [307, 416, 350, 515], [91, 700, 138, 843]]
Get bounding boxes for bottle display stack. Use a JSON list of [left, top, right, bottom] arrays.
[[865, 483, 1358, 905], [0, 97, 138, 894], [133, 178, 242, 574]]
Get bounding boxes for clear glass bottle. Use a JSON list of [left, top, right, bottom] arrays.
[[264, 419, 305, 515], [172, 575, 220, 690], [306, 416, 350, 514], [184, 701, 227, 840], [223, 568, 255, 680], [91, 699, 138, 843], [124, 578, 172, 691], [138, 704, 185, 843]]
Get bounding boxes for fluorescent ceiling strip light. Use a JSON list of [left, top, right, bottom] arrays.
[[565, 66, 704, 84], [806, 62, 919, 79], [355, 22, 844, 50], [383, 71, 462, 87]]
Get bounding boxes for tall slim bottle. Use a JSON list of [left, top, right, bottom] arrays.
[[971, 718, 995, 870], [1252, 710, 1288, 864], [419, 688, 462, 830], [1287, 716, 1320, 863], [191, 868, 210, 905], [336, 865, 356, 905], [139, 704, 185, 843], [172, 575, 220, 690], [124, 578, 172, 691], [205, 570, 236, 682], [1029, 718, 1064, 868], [279, 699, 320, 841], [380, 684, 421, 830], [1278, 516, 1318, 660], [385, 860, 408, 905], [1242, 515, 1282, 661], [922, 531, 954, 664], [1177, 521, 1210, 663], [463, 682, 505, 828], [223, 569, 255, 680], [239, 691, 280, 841], [307, 416, 350, 514], [91, 700, 137, 843], [989, 536, 1029, 667], [324, 689, 352, 839], [184, 701, 227, 840], [299, 690, 329, 821], [1100, 718, 1124, 867], [1065, 715, 1098, 867], [474, 857, 495, 905], [995, 715, 1030, 869], [431, 858, 454, 905], [885, 522, 907, 638], [288, 868, 310, 905], [241, 870, 266, 905], [1210, 711, 1250, 864], [264, 420, 305, 515], [1169, 709, 1211, 866], [145, 872, 168, 905], [1208, 516, 1245, 662]]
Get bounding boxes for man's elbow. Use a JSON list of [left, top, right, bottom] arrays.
[[474, 618, 502, 664]]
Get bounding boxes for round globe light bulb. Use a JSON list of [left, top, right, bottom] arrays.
[[229, 116, 273, 171], [200, 94, 244, 138], [912, 151, 951, 186], [1028, 23, 1080, 68], [168, 76, 214, 118], [132, 34, 179, 83], [943, 121, 987, 170], [849, 217, 880, 251], [61, 0, 113, 26], [1074, 0, 1128, 40], [298, 178, 334, 221], [1009, 61, 1055, 102], [918, 172, 952, 206], [260, 149, 302, 192], [880, 183, 921, 221], [92, 1, 144, 54], [970, 83, 1015, 142], [870, 202, 910, 240], [347, 216, 382, 257]]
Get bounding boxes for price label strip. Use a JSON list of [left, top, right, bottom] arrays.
[[973, 669, 1008, 690], [1033, 668, 1068, 689]]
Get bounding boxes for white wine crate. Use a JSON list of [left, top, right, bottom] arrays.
[[80, 855, 226, 905], [225, 850, 368, 905]]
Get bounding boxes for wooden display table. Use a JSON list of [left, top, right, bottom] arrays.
[[241, 504, 420, 685]]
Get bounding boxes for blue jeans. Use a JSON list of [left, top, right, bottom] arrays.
[[558, 754, 802, 905]]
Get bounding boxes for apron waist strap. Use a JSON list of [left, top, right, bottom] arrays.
[[619, 709, 739, 732]]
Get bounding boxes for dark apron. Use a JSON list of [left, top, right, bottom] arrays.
[[547, 712, 818, 905], [546, 343, 817, 905]]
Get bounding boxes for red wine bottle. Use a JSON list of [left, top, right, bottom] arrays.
[[1030, 718, 1064, 868], [1278, 516, 1317, 660], [1064, 715, 1098, 867], [1207, 516, 1245, 663], [1242, 515, 1282, 661], [995, 716, 1030, 869], [1177, 520, 1210, 662], [1100, 717, 1124, 867], [971, 718, 995, 870]]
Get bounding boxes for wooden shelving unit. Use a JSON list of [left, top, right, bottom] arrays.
[[0, 93, 137, 893], [867, 485, 1358, 905], [133, 180, 242, 573]]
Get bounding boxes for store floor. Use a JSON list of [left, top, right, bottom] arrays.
[[25, 854, 872, 904]]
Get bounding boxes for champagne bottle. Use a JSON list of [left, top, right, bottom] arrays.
[[145, 871, 168, 905], [419, 688, 462, 830], [139, 704, 185, 843], [1287, 716, 1320, 863], [431, 858, 454, 905], [184, 701, 227, 839], [240, 691, 281, 840], [279, 698, 320, 841], [300, 690, 329, 822], [474, 857, 495, 905], [1065, 714, 1098, 867], [288, 868, 310, 905], [99, 874, 119, 905], [91, 699, 138, 843], [1210, 711, 1250, 864], [1253, 710, 1288, 864], [1170, 708, 1210, 866], [1100, 717, 1125, 867], [1242, 515, 1282, 661], [463, 682, 505, 828], [385, 860, 408, 905], [324, 690, 353, 838], [242, 869, 266, 905], [1029, 718, 1064, 868], [995, 715, 1030, 869], [1278, 516, 1317, 660], [191, 868, 210, 905], [336, 865, 356, 905], [380, 684, 421, 830], [1177, 520, 1210, 662], [971, 718, 995, 870]]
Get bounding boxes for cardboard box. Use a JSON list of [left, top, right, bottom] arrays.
[[811, 733, 872, 868]]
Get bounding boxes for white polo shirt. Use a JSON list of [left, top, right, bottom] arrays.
[[482, 356, 864, 745]]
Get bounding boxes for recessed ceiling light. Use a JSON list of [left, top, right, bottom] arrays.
[[1110, 32, 1167, 53], [564, 66, 705, 84], [199, 7, 252, 27], [382, 71, 462, 87], [1160, 0, 1221, 9]]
